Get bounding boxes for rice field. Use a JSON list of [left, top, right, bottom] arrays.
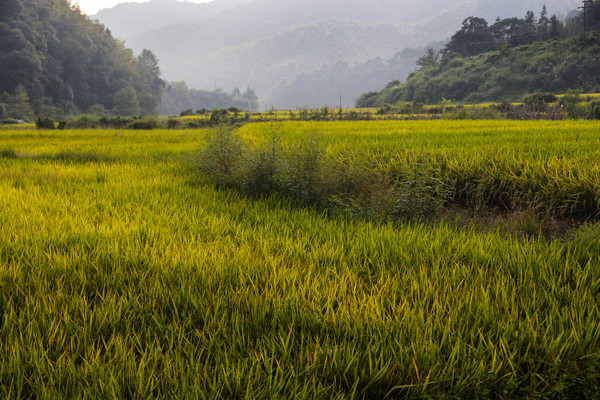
[[1, 122, 599, 398]]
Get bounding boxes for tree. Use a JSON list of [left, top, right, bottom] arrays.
[[6, 84, 34, 120], [491, 17, 531, 47], [416, 48, 439, 69], [537, 5, 550, 41], [138, 91, 159, 115], [443, 17, 496, 57], [549, 14, 561, 39], [113, 87, 140, 116]]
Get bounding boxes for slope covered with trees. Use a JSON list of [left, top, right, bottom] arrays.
[[358, 4, 600, 107], [0, 0, 164, 120]]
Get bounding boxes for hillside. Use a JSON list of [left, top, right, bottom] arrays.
[[357, 32, 600, 107], [93, 0, 580, 108], [0, 0, 163, 120]]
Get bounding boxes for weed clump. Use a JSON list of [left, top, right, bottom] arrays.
[[193, 127, 450, 223]]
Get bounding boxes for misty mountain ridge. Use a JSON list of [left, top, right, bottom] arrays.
[[94, 0, 580, 109]]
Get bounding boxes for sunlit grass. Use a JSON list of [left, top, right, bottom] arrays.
[[0, 125, 599, 398]]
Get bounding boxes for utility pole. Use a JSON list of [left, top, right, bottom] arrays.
[[339, 94, 342, 110], [579, 0, 591, 35]]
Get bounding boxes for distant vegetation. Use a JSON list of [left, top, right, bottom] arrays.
[[0, 0, 163, 121], [94, 0, 581, 108], [160, 82, 259, 114], [358, 4, 600, 106]]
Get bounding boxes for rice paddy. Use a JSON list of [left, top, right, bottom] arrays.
[[1, 121, 599, 398]]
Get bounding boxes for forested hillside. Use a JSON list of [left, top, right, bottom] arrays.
[[0, 0, 163, 121], [358, 4, 600, 106], [94, 0, 579, 109]]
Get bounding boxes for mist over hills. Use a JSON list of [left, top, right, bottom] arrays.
[[94, 0, 580, 109]]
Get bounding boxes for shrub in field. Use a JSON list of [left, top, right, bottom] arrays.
[[210, 108, 230, 125], [98, 116, 133, 128], [194, 127, 245, 187], [523, 92, 558, 108], [390, 160, 449, 222], [166, 118, 183, 129], [241, 136, 283, 197], [35, 116, 55, 129], [195, 128, 451, 223], [66, 115, 100, 129], [0, 149, 18, 159], [279, 135, 324, 204], [560, 89, 586, 119], [589, 100, 600, 120], [128, 118, 159, 130]]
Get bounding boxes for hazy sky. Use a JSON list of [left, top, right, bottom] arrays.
[[74, 0, 210, 15]]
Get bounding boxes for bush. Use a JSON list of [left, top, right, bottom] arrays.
[[0, 149, 18, 159], [194, 127, 245, 187], [66, 115, 100, 129], [589, 100, 600, 120], [128, 118, 159, 130], [210, 109, 230, 125], [98, 116, 132, 129], [241, 137, 283, 197], [36, 116, 56, 129], [180, 108, 194, 116], [523, 92, 558, 106], [0, 118, 19, 125], [560, 89, 585, 119], [57, 121, 67, 130], [166, 118, 183, 129]]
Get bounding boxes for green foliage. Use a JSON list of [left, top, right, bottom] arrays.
[[98, 116, 133, 129], [361, 32, 600, 107], [161, 83, 259, 115], [443, 17, 497, 57], [128, 118, 160, 130], [5, 85, 34, 121], [194, 127, 245, 187], [1, 123, 600, 398], [0, 148, 18, 158], [560, 89, 586, 119], [113, 87, 141, 116], [166, 118, 183, 129], [65, 115, 100, 129], [0, 1, 163, 117], [523, 92, 558, 108], [35, 116, 55, 129], [589, 100, 600, 119]]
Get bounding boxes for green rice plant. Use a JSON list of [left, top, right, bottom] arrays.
[[0, 124, 599, 398]]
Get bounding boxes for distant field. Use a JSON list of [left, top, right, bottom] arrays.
[[1, 123, 599, 398]]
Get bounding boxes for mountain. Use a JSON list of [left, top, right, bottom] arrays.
[[0, 0, 164, 120], [268, 46, 441, 110], [93, 0, 581, 109], [92, 0, 255, 41]]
